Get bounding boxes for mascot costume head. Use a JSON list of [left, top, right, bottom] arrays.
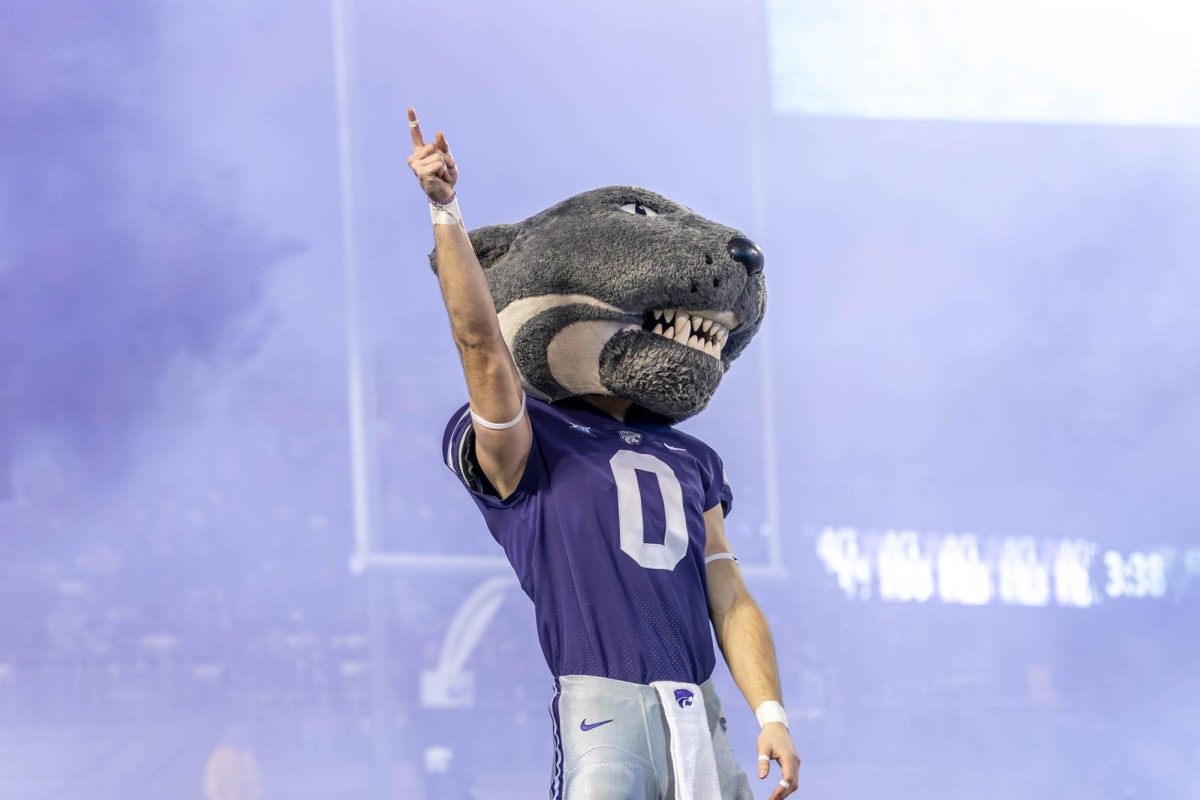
[[430, 186, 766, 422]]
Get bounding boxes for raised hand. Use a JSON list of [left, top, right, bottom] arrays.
[[406, 106, 457, 203]]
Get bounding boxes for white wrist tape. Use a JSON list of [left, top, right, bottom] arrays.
[[755, 700, 789, 730], [704, 552, 739, 566], [469, 392, 526, 430], [429, 195, 463, 227]]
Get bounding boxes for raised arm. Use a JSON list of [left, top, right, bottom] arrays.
[[407, 107, 530, 499]]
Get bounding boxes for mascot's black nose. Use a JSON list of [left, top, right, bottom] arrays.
[[727, 236, 764, 275]]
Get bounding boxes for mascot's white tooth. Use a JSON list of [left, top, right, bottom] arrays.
[[687, 334, 699, 349], [664, 325, 674, 339], [664, 309, 675, 323], [652, 322, 664, 335], [673, 322, 690, 344], [690, 314, 702, 330], [701, 319, 713, 332]]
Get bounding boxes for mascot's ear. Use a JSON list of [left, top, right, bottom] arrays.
[[428, 223, 519, 274]]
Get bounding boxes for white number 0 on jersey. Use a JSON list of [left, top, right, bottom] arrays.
[[608, 450, 689, 570]]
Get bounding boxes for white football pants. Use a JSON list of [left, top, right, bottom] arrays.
[[548, 674, 753, 799]]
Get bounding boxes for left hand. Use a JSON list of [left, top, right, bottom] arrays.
[[756, 722, 801, 798]]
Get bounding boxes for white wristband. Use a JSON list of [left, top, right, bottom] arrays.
[[430, 195, 463, 226], [470, 392, 526, 430], [755, 700, 788, 730]]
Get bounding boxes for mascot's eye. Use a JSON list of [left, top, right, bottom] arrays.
[[620, 202, 659, 217]]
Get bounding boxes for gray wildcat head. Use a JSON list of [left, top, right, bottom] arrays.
[[429, 185, 766, 422]]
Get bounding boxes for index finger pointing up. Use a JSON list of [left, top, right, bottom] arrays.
[[407, 106, 425, 149]]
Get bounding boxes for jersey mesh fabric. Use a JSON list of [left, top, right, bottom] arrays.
[[441, 395, 733, 684]]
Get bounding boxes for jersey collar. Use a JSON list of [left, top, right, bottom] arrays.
[[550, 396, 673, 428]]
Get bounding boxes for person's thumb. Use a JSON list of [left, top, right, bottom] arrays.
[[435, 131, 449, 153]]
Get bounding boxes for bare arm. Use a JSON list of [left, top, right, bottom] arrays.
[[407, 108, 530, 498], [704, 504, 801, 799]]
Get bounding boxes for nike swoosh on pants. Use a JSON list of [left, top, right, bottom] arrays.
[[579, 718, 614, 731]]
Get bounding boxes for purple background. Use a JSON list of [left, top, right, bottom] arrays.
[[1, 1, 1197, 798]]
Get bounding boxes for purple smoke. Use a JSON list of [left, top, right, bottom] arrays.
[[0, 1, 300, 495]]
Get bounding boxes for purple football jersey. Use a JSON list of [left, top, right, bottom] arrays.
[[441, 395, 733, 684]]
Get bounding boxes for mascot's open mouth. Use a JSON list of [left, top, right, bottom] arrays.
[[639, 308, 739, 360]]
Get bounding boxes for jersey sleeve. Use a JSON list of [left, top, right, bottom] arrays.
[[701, 445, 733, 518], [441, 401, 542, 510]]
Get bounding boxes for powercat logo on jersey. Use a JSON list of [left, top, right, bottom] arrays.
[[619, 430, 643, 445], [674, 689, 694, 708]]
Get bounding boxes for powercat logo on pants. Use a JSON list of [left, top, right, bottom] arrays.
[[674, 689, 694, 708]]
